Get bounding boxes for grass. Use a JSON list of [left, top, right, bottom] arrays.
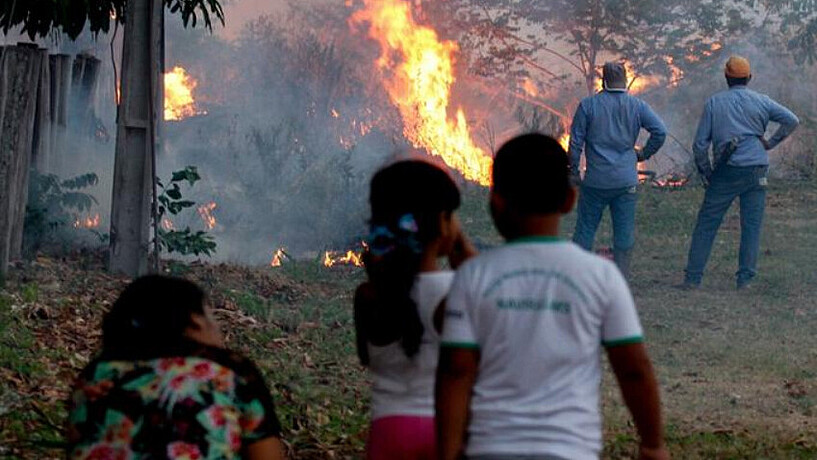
[[1, 181, 816, 458]]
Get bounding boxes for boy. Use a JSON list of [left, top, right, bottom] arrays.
[[436, 134, 667, 460]]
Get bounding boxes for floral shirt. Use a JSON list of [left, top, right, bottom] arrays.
[[67, 345, 281, 459]]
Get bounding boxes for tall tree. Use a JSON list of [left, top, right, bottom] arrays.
[[431, 0, 729, 99]]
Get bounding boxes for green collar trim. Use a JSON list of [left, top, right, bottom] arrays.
[[509, 236, 565, 244]]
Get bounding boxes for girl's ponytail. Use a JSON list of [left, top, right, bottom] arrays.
[[362, 161, 460, 362]]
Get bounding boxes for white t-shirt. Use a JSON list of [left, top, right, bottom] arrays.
[[442, 237, 643, 459], [368, 271, 454, 420]]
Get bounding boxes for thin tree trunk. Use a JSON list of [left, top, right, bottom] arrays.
[[0, 45, 42, 275], [32, 48, 52, 173], [49, 54, 73, 173]]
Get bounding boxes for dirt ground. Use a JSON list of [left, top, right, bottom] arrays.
[[1, 181, 816, 459]]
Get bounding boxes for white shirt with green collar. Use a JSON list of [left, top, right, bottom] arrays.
[[442, 236, 643, 460]]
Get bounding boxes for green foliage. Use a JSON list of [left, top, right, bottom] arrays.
[[155, 166, 217, 257], [24, 171, 101, 254], [0, 0, 224, 40]]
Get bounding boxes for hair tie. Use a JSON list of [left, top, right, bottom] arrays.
[[366, 213, 422, 256]]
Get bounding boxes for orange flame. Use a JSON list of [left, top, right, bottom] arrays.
[[164, 66, 206, 121], [271, 248, 288, 267], [323, 250, 364, 268], [197, 202, 217, 230], [351, 0, 492, 185], [521, 78, 539, 98], [74, 213, 100, 229]]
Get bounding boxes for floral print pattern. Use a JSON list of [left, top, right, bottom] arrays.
[[67, 346, 281, 459]]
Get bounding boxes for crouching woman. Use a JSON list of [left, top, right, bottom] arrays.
[[66, 275, 285, 460]]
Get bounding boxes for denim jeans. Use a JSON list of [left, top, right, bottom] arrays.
[[685, 165, 768, 286], [573, 185, 638, 253]]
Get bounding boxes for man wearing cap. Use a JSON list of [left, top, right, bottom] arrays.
[[569, 61, 667, 280], [682, 55, 799, 290]]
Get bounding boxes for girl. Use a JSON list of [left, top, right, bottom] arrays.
[[355, 160, 477, 460], [67, 276, 286, 460]]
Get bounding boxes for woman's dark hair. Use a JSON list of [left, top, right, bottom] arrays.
[[360, 160, 460, 364], [101, 275, 207, 359]]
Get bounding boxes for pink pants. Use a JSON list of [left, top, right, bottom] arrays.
[[367, 415, 437, 460]]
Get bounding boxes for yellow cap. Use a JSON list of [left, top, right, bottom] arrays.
[[725, 56, 751, 78]]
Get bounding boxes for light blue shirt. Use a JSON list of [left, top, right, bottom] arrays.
[[569, 91, 667, 189], [693, 86, 799, 174]]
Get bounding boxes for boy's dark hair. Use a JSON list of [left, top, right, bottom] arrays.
[[492, 133, 570, 215], [102, 275, 207, 359], [727, 76, 750, 87], [360, 160, 460, 365]]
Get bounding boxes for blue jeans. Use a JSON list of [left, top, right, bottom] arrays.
[[573, 185, 638, 253], [685, 165, 768, 286]]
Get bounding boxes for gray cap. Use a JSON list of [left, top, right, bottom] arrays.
[[603, 62, 628, 91]]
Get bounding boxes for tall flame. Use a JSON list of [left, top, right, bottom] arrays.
[[164, 66, 205, 121], [351, 0, 492, 185]]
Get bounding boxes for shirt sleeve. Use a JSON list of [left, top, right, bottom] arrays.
[[235, 360, 283, 443], [692, 100, 714, 177], [568, 102, 588, 176], [441, 265, 480, 349], [639, 101, 667, 159], [601, 262, 644, 347], [764, 96, 800, 149]]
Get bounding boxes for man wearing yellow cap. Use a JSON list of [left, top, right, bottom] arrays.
[[683, 56, 799, 290]]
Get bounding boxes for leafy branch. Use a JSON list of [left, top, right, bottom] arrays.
[[155, 166, 217, 257]]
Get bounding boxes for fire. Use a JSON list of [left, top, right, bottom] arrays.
[[351, 0, 493, 185], [594, 61, 662, 94], [74, 213, 100, 229], [197, 202, 217, 230], [664, 56, 684, 87], [521, 78, 539, 98], [559, 133, 570, 151], [323, 250, 364, 268], [270, 247, 288, 267], [164, 66, 206, 121]]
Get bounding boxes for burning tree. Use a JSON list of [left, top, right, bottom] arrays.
[[431, 0, 730, 98]]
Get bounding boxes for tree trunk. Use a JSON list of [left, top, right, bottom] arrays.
[[32, 48, 52, 173], [70, 54, 101, 136], [49, 54, 73, 173], [108, 0, 162, 276], [0, 45, 42, 276]]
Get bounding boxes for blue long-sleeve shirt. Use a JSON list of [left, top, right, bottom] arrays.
[[569, 91, 667, 189], [693, 86, 799, 176]]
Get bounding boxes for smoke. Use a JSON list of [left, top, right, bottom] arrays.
[[22, 0, 815, 264]]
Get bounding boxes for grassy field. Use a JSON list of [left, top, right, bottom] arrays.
[[1, 180, 816, 459]]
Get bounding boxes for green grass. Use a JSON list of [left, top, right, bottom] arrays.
[[1, 181, 816, 458]]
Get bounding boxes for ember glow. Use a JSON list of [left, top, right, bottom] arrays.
[[351, 0, 493, 185], [74, 213, 101, 229], [197, 202, 217, 230], [161, 218, 175, 231], [323, 250, 364, 268], [164, 66, 205, 121]]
